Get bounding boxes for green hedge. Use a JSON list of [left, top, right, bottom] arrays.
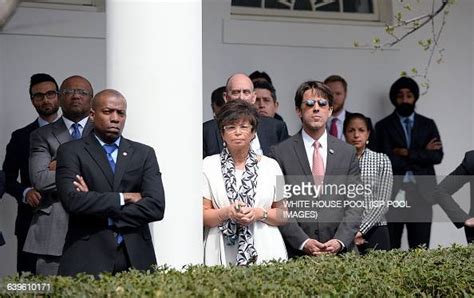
[[2, 245, 473, 297]]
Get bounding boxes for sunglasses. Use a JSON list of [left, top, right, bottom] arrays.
[[302, 98, 329, 108]]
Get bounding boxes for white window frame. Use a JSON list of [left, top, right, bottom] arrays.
[[231, 0, 392, 24], [20, 0, 105, 12]]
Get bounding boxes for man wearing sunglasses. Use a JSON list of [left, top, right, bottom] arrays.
[[203, 73, 289, 158], [2, 73, 60, 274], [23, 75, 94, 275], [271, 80, 363, 258]]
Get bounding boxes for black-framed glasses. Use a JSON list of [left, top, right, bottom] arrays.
[[302, 98, 329, 108], [31, 90, 58, 101], [61, 88, 92, 97]]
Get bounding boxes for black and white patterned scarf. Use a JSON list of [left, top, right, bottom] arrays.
[[219, 146, 259, 266]]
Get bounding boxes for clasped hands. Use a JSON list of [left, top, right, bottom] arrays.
[[226, 200, 263, 226], [73, 175, 142, 203], [303, 238, 342, 256]]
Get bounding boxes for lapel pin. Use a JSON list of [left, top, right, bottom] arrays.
[[329, 149, 335, 154], [123, 152, 128, 156]]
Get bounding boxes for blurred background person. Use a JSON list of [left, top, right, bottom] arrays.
[[2, 73, 60, 274], [203, 100, 287, 266], [375, 76, 443, 249], [0, 170, 5, 246], [344, 113, 392, 253], [211, 86, 225, 117], [434, 151, 474, 244]]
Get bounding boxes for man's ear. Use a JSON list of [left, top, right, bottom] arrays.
[[249, 91, 256, 104], [295, 106, 302, 119], [222, 92, 228, 103], [328, 107, 333, 117], [89, 108, 95, 120]]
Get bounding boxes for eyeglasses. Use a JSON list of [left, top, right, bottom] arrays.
[[61, 88, 92, 97], [302, 98, 329, 108], [223, 124, 252, 133], [31, 90, 58, 101]]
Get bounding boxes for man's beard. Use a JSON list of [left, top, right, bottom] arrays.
[[396, 103, 415, 117], [35, 104, 59, 118]]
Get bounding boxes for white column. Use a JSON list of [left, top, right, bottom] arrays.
[[106, 0, 202, 268]]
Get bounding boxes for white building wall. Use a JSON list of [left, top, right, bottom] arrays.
[[0, 0, 472, 277]]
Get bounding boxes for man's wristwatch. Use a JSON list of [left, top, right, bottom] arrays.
[[261, 209, 268, 221]]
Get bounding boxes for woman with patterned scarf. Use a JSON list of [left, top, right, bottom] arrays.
[[203, 100, 288, 266]]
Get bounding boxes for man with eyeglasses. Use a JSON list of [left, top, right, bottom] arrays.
[[23, 75, 94, 275], [203, 73, 289, 158], [271, 80, 363, 258], [2, 73, 60, 274]]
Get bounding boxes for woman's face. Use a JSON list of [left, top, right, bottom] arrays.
[[344, 118, 370, 152], [221, 118, 255, 152]]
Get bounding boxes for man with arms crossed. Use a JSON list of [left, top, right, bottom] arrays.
[[23, 75, 94, 275], [2, 73, 60, 273], [56, 89, 165, 276]]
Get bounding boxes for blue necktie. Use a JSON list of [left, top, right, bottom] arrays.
[[71, 123, 81, 140], [403, 118, 415, 183], [103, 143, 118, 173], [403, 118, 412, 148], [103, 143, 123, 244]]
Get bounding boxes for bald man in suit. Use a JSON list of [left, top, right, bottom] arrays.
[[56, 89, 165, 276], [203, 73, 288, 158]]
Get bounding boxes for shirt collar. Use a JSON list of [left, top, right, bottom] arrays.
[[302, 128, 327, 150], [95, 134, 121, 147], [332, 109, 346, 121], [62, 116, 89, 130], [397, 112, 415, 123]]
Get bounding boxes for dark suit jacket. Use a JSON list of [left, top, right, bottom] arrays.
[[0, 170, 5, 246], [270, 132, 363, 258], [435, 151, 474, 228], [2, 120, 38, 238], [375, 112, 443, 204], [203, 116, 289, 158], [56, 133, 165, 276]]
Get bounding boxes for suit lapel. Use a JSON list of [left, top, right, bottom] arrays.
[[84, 134, 114, 188], [325, 136, 337, 176], [83, 118, 94, 137], [52, 118, 72, 145], [293, 132, 312, 176], [411, 114, 420, 146], [389, 112, 408, 147], [113, 138, 133, 191]]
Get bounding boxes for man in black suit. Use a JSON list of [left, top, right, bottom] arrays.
[[56, 89, 165, 276], [375, 76, 443, 249], [0, 170, 6, 246], [434, 151, 474, 243], [2, 73, 60, 273], [271, 80, 363, 258], [203, 73, 288, 158], [323, 75, 376, 150]]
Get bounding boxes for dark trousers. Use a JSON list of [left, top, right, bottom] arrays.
[[357, 225, 390, 255], [466, 226, 474, 244], [387, 183, 433, 249], [112, 243, 131, 275], [388, 222, 431, 249], [17, 234, 36, 274]]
